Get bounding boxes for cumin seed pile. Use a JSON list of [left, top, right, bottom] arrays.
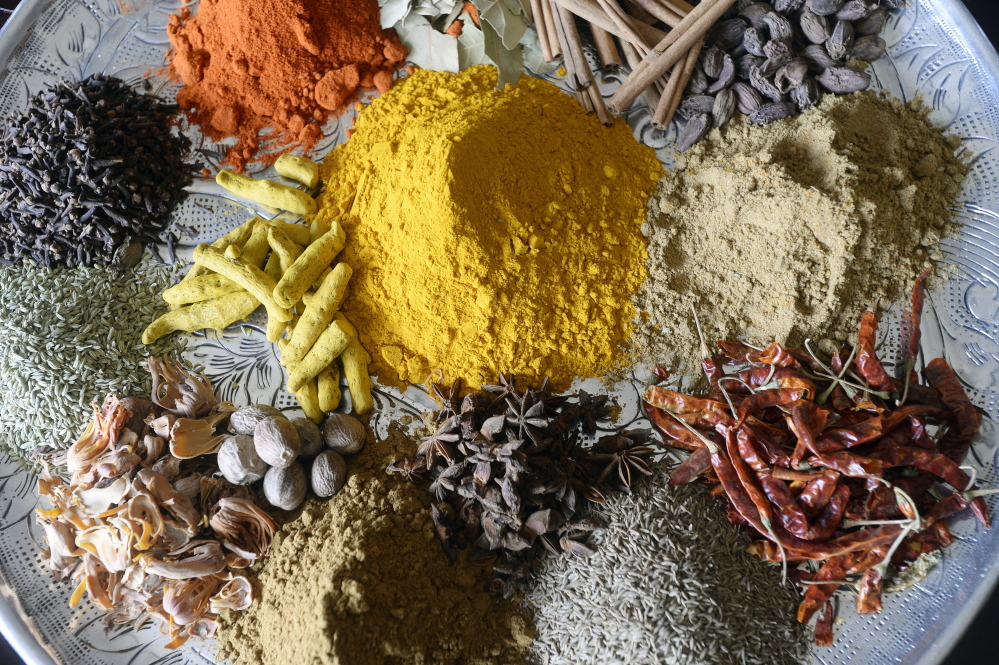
[[525, 463, 808, 665], [632, 91, 967, 374]]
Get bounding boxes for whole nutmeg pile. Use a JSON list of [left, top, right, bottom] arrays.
[[222, 404, 366, 511]]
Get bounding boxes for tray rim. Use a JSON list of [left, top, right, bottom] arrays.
[[0, 0, 997, 663]]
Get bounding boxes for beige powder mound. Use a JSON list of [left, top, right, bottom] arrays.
[[214, 425, 533, 665], [633, 90, 967, 372]]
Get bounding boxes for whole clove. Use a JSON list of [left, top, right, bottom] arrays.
[[0, 75, 195, 269]]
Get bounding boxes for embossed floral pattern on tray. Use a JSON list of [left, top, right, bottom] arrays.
[[0, 1, 997, 664]]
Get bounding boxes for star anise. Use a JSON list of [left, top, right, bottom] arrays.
[[417, 416, 460, 468], [431, 378, 463, 421], [428, 462, 464, 501], [590, 432, 655, 491], [505, 396, 549, 446], [577, 390, 612, 435], [386, 457, 428, 483], [431, 503, 457, 562], [483, 372, 521, 408]]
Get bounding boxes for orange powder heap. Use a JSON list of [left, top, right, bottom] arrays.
[[167, 0, 407, 171]]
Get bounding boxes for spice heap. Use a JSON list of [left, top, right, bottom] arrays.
[[0, 75, 192, 268], [214, 425, 535, 665], [526, 464, 808, 665], [632, 91, 966, 373], [168, 0, 407, 171], [0, 263, 184, 465], [388, 376, 650, 596], [644, 274, 990, 644], [319, 66, 662, 390], [35, 357, 272, 649]]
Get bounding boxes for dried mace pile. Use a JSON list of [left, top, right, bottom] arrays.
[[0, 75, 193, 269], [388, 375, 657, 597]]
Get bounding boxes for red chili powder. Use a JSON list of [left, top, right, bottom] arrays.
[[167, 0, 407, 171]]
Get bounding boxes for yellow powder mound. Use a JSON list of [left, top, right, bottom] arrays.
[[319, 66, 661, 390]]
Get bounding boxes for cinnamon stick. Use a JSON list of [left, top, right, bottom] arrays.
[[620, 40, 664, 112], [592, 25, 623, 71], [651, 37, 703, 129], [621, 0, 659, 26], [552, 3, 613, 125], [541, 0, 562, 58], [608, 0, 737, 114], [531, 0, 555, 61], [628, 0, 684, 28], [550, 0, 667, 46], [594, 0, 652, 52], [661, 0, 695, 15]]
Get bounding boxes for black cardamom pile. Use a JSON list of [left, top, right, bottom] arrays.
[[676, 0, 903, 151], [0, 75, 195, 269]]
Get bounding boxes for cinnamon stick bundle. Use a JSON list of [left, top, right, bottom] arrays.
[[551, 1, 613, 126]]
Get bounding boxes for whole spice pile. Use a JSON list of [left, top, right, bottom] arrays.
[[388, 376, 647, 596], [633, 90, 967, 373], [0, 262, 183, 465], [35, 357, 273, 649], [0, 75, 193, 268], [319, 66, 662, 390], [168, 0, 407, 171], [526, 463, 808, 665], [214, 425, 535, 665], [644, 273, 991, 644]]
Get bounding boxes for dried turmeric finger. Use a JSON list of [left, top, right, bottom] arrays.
[[286, 314, 356, 393], [264, 251, 282, 281], [312, 267, 332, 291], [142, 291, 260, 344], [310, 207, 335, 244], [267, 226, 303, 273], [318, 363, 342, 412], [240, 219, 272, 268], [341, 338, 373, 415], [269, 220, 311, 247], [162, 273, 243, 306], [181, 217, 259, 283], [294, 378, 324, 424], [282, 263, 352, 365], [274, 222, 346, 309], [193, 244, 292, 323], [275, 154, 320, 189], [217, 169, 317, 215]]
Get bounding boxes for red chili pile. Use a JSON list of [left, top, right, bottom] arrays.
[[643, 271, 990, 645]]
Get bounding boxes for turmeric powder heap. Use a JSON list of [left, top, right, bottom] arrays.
[[319, 67, 661, 390]]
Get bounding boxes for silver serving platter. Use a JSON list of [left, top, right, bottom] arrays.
[[0, 1, 997, 664]]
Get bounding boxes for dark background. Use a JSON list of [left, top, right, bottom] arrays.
[[0, 0, 996, 664]]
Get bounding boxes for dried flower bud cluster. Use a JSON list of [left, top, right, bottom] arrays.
[[387, 375, 661, 598], [675, 0, 900, 151]]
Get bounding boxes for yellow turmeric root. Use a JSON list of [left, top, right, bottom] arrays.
[[341, 339, 373, 415], [317, 363, 342, 412], [294, 378, 324, 424], [217, 169, 317, 215], [142, 291, 260, 344], [193, 244, 292, 323], [286, 314, 356, 393], [274, 223, 345, 309], [282, 263, 352, 365], [275, 154, 320, 189]]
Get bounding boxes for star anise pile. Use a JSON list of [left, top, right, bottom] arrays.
[[387, 375, 659, 597]]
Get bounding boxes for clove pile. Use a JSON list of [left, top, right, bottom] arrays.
[[0, 75, 194, 269], [388, 376, 659, 597], [672, 0, 901, 150]]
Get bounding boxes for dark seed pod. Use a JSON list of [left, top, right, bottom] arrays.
[[800, 9, 831, 44], [826, 20, 854, 60], [711, 18, 749, 51], [743, 27, 767, 57], [676, 113, 712, 152], [738, 2, 770, 29], [732, 81, 764, 114], [802, 43, 841, 72], [763, 39, 793, 61], [750, 101, 795, 125], [835, 0, 872, 21], [882, 0, 905, 8], [707, 54, 737, 93], [816, 65, 871, 93], [806, 0, 845, 16], [679, 95, 717, 118], [761, 53, 791, 77], [775, 59, 809, 93], [749, 67, 786, 102], [850, 35, 887, 61], [773, 0, 805, 14], [701, 46, 726, 79], [790, 77, 821, 111], [736, 54, 766, 80], [763, 11, 794, 41], [712, 89, 737, 127], [856, 6, 889, 35], [687, 65, 709, 94]]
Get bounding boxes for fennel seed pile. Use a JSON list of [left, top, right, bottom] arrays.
[[0, 261, 184, 465], [524, 463, 809, 665]]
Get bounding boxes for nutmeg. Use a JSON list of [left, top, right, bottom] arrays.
[[311, 450, 347, 498], [254, 416, 301, 468], [263, 462, 307, 511], [292, 417, 324, 458], [230, 404, 284, 435], [322, 413, 365, 455], [217, 434, 268, 485]]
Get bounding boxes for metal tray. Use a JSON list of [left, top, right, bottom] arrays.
[[0, 1, 998, 664]]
